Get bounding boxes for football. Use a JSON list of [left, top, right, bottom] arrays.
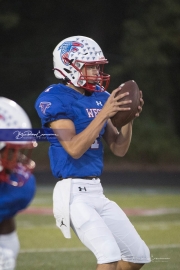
[[111, 80, 140, 129]]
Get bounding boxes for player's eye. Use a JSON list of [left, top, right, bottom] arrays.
[[88, 65, 100, 70]]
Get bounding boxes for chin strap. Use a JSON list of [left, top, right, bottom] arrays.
[[80, 83, 106, 92]]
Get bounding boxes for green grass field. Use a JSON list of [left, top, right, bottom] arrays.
[[16, 185, 180, 269]]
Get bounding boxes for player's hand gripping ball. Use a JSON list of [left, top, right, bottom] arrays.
[[111, 80, 140, 129]]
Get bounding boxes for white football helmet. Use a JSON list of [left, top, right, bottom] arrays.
[[53, 35, 110, 92], [0, 97, 36, 186]]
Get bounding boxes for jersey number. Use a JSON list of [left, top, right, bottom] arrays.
[[91, 139, 99, 149]]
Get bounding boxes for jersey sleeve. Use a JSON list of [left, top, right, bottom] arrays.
[[35, 89, 74, 126]]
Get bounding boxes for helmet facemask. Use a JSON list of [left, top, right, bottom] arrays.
[[0, 143, 36, 187], [54, 59, 110, 92], [76, 60, 110, 92]]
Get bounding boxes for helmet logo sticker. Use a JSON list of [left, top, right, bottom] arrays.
[[0, 114, 5, 121], [58, 41, 84, 65], [39, 102, 51, 114]]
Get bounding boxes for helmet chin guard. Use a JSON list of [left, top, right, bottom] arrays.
[[0, 143, 36, 186], [53, 36, 110, 92]]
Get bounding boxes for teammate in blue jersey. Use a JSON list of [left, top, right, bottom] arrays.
[[0, 97, 36, 270], [35, 36, 151, 270]]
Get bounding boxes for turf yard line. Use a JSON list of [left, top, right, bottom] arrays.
[[19, 244, 180, 254], [20, 247, 88, 253], [18, 224, 56, 229], [149, 244, 180, 249], [135, 220, 180, 230]]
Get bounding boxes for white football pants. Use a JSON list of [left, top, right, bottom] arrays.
[[70, 178, 151, 264], [0, 231, 20, 270]]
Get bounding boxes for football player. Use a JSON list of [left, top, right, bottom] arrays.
[[0, 97, 36, 270], [35, 36, 150, 270]]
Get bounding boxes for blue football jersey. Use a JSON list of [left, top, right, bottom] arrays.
[[0, 174, 36, 222], [35, 84, 110, 178]]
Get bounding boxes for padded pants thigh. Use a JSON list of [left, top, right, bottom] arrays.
[[70, 201, 121, 264], [100, 200, 151, 264]]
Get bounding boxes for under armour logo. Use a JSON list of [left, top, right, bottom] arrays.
[[96, 101, 103, 106], [60, 218, 67, 227], [78, 187, 87, 191]]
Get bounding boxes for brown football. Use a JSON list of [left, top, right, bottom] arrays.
[[111, 80, 140, 129]]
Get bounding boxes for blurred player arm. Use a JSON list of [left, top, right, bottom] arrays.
[[49, 114, 107, 159], [103, 119, 133, 157]]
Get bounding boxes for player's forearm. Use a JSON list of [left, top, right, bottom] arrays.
[[110, 121, 133, 156], [63, 111, 108, 159]]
